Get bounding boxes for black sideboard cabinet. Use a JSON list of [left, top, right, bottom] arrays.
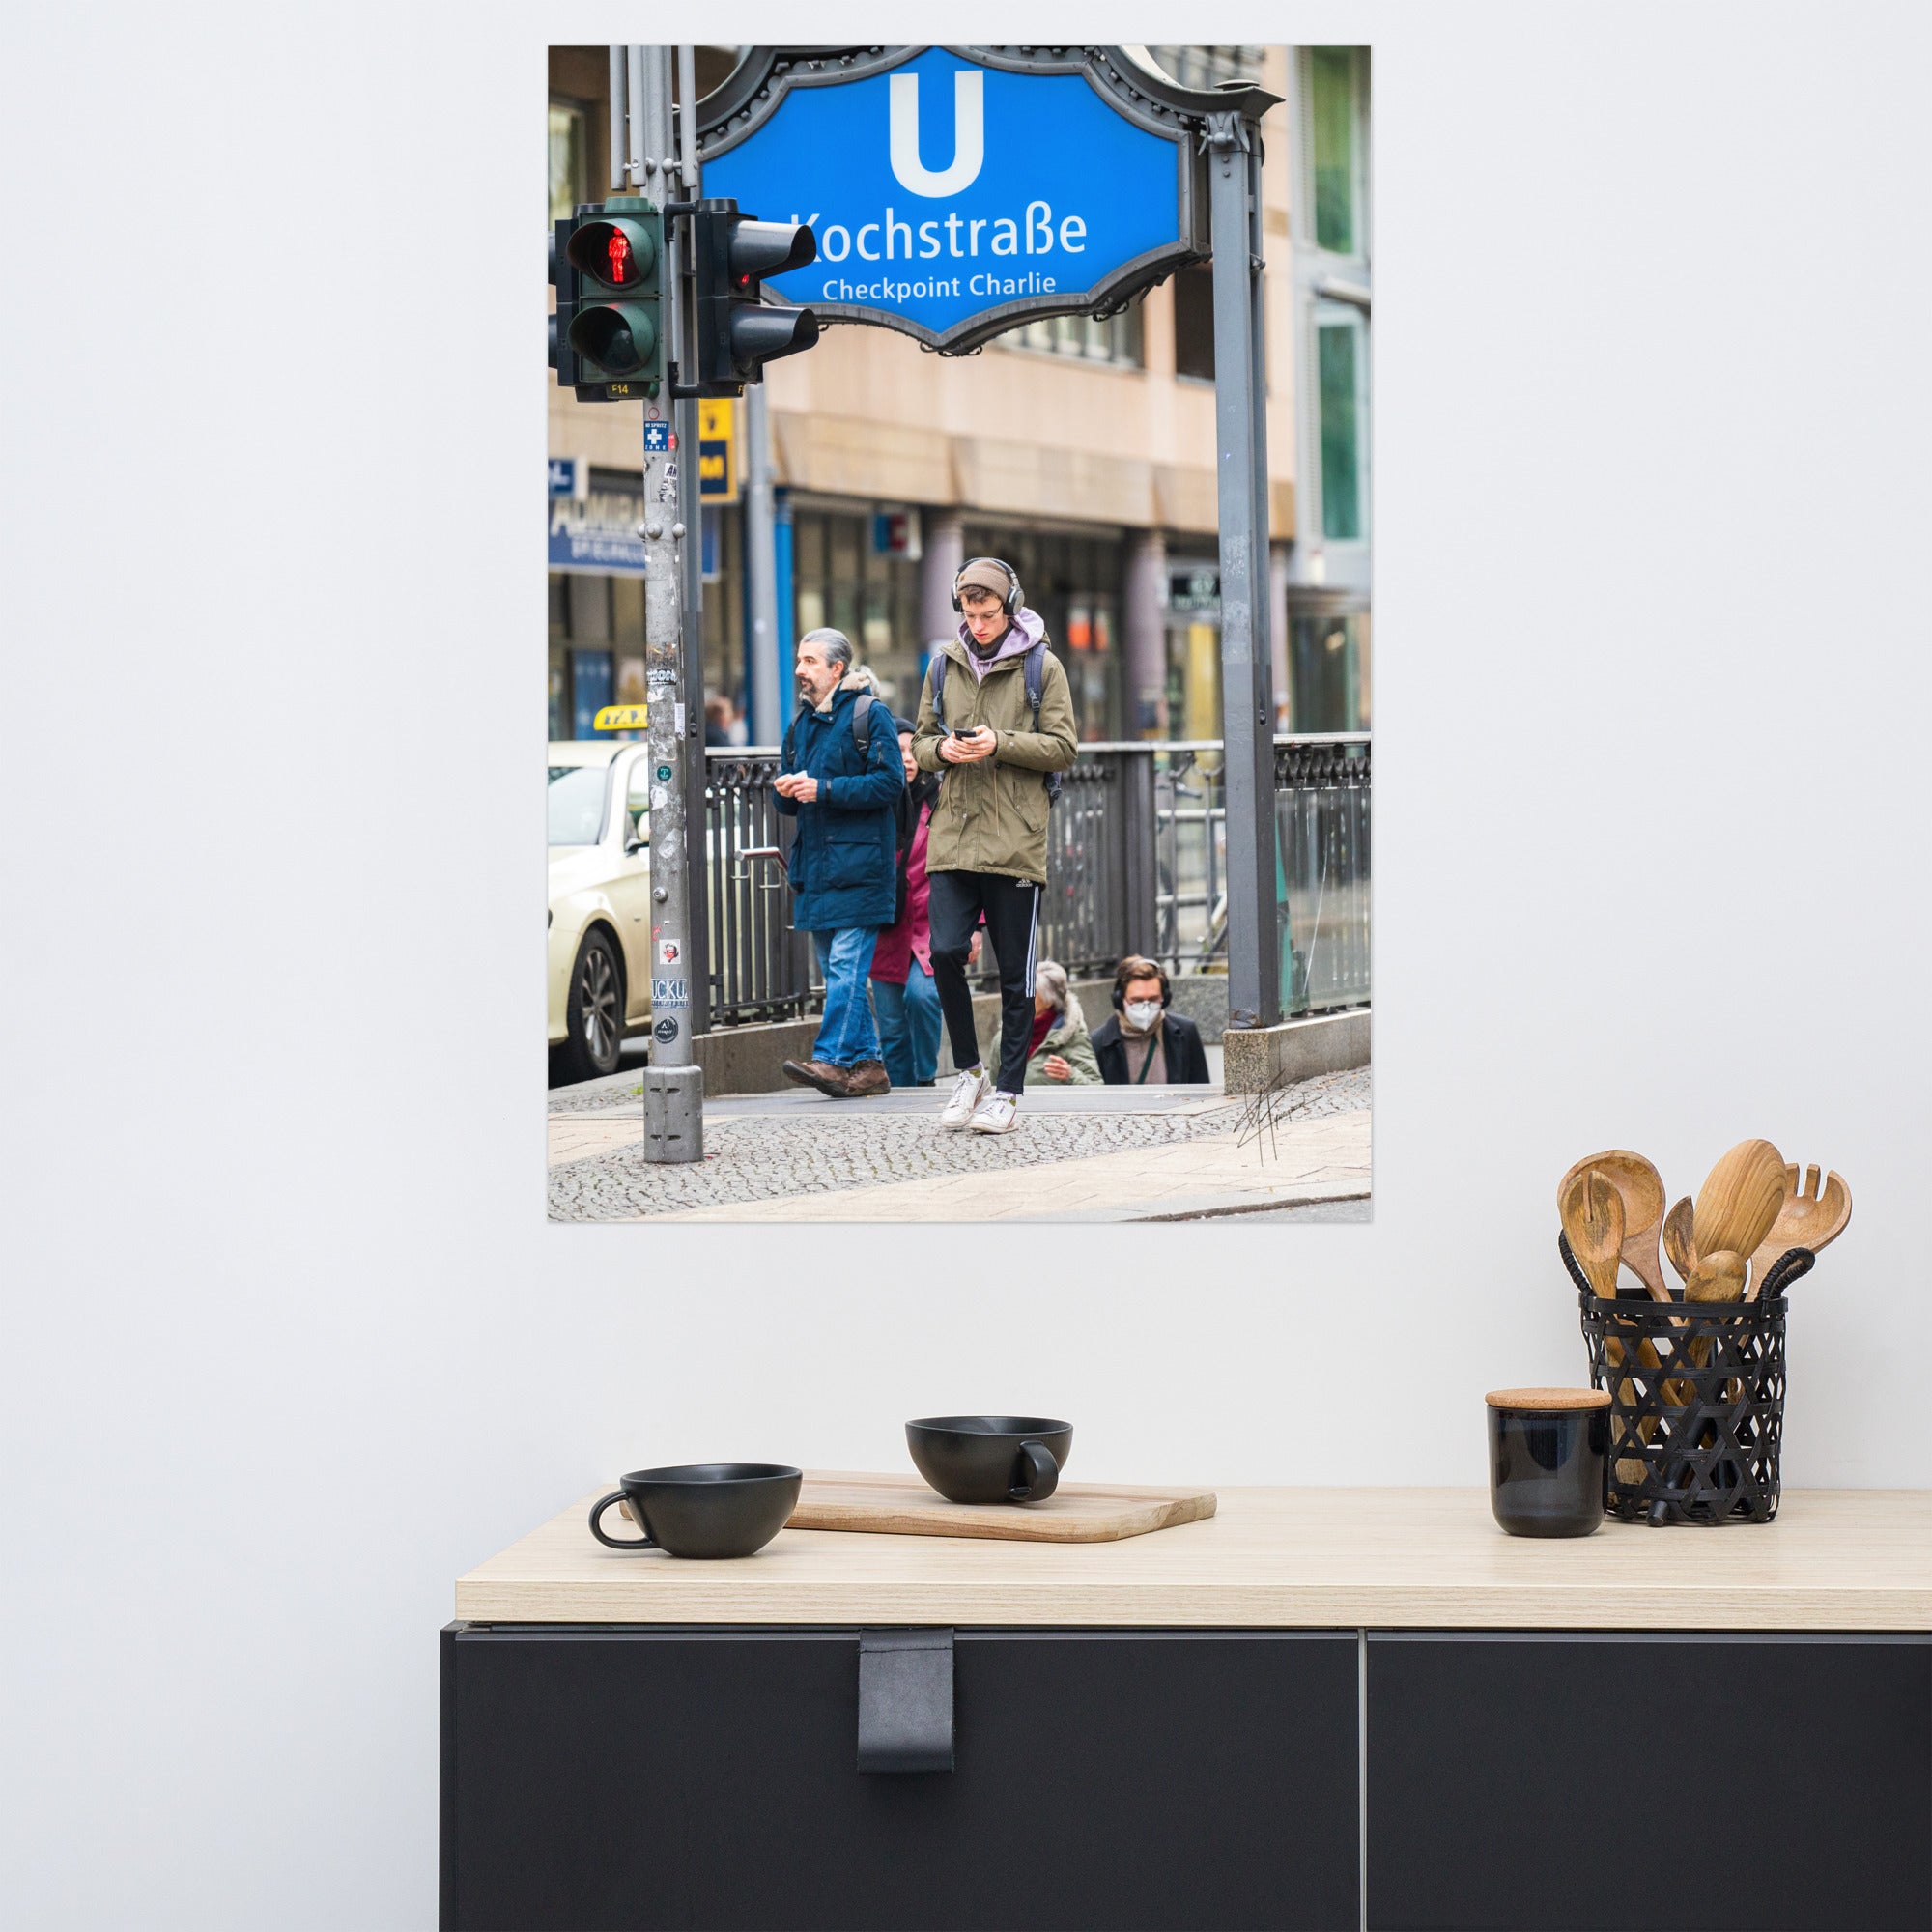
[[1366, 1632, 1932, 1932], [442, 1625, 1361, 1932], [442, 1624, 1931, 1932]]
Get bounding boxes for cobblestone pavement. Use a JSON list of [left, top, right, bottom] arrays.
[[549, 1065, 1370, 1221], [548, 1071, 646, 1116]]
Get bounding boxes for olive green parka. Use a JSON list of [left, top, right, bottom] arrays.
[[911, 618, 1078, 886]]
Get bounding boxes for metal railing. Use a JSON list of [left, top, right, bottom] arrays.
[[701, 754, 810, 1026], [700, 735, 1370, 1026]]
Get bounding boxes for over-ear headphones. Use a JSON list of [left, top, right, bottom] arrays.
[[1111, 955, 1172, 1011], [951, 556, 1024, 616]]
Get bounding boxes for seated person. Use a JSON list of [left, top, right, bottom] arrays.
[[985, 960, 1103, 1087], [1091, 955, 1211, 1085]]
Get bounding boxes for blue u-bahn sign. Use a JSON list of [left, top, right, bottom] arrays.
[[698, 46, 1218, 353]]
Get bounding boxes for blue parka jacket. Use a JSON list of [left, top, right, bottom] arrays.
[[776, 672, 905, 932]]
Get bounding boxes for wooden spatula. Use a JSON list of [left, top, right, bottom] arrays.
[[1559, 1168, 1624, 1296], [1747, 1165, 1852, 1298], [1557, 1151, 1669, 1301], [1560, 1169, 1649, 1482]]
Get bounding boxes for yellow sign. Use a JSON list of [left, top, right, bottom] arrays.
[[592, 703, 649, 732], [697, 397, 738, 504]]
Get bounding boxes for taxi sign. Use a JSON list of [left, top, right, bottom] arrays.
[[697, 397, 738, 503], [592, 703, 649, 732]]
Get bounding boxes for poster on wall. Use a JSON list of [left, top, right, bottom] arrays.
[[545, 43, 1372, 1224]]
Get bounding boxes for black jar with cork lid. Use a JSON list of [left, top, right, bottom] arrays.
[[1485, 1387, 1609, 1537]]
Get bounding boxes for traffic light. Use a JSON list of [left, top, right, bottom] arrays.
[[559, 197, 666, 401], [689, 198, 818, 397], [548, 215, 582, 387]]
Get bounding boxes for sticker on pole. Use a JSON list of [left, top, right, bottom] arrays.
[[651, 979, 688, 1007], [592, 703, 648, 731], [652, 1016, 680, 1042], [656, 939, 681, 965], [643, 421, 671, 453]]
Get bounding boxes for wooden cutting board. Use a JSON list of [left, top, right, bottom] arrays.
[[785, 1470, 1217, 1544]]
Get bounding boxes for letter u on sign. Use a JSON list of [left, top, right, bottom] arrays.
[[889, 69, 983, 197]]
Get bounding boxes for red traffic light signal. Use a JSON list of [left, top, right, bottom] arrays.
[[559, 202, 667, 392]]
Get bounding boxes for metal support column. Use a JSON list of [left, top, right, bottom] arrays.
[[608, 47, 629, 190], [1208, 107, 1281, 1029], [1118, 748, 1160, 969], [636, 43, 701, 1159], [745, 384, 781, 746], [673, 44, 710, 1042]]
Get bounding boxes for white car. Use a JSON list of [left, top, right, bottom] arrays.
[[548, 740, 655, 1081]]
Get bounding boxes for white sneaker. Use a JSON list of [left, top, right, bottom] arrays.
[[970, 1092, 1021, 1135], [939, 1066, 990, 1130]]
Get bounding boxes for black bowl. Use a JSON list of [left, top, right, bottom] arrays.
[[906, 1416, 1073, 1505], [588, 1462, 803, 1558]]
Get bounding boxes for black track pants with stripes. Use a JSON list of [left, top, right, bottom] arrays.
[[927, 869, 1041, 1097]]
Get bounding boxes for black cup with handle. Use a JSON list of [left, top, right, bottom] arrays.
[[905, 1416, 1072, 1505], [587, 1463, 803, 1558]]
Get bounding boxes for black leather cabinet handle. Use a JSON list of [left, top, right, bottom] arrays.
[[857, 1629, 954, 1773]]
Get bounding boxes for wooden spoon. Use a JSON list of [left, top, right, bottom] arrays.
[[1662, 1197, 1698, 1286], [1560, 1170, 1649, 1481], [1683, 1249, 1747, 1304], [1559, 1168, 1624, 1297], [1557, 1151, 1669, 1301], [1692, 1140, 1786, 1269], [1747, 1165, 1852, 1299]]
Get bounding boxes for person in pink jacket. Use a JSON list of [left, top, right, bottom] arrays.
[[869, 720, 944, 1087]]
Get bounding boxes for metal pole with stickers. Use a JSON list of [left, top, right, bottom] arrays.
[[635, 43, 702, 1162]]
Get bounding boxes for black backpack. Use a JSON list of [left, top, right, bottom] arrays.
[[928, 641, 1063, 807]]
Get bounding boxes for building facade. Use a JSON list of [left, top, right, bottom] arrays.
[[547, 44, 1371, 746]]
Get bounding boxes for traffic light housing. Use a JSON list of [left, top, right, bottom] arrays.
[[689, 199, 818, 397], [548, 216, 582, 387], [551, 197, 667, 401]]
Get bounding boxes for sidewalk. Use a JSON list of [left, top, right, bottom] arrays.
[[548, 1067, 1371, 1224]]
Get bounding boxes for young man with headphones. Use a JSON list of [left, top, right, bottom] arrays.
[[912, 556, 1078, 1134], [1090, 954, 1212, 1087]]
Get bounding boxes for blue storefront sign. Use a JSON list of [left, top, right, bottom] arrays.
[[700, 47, 1207, 352], [549, 477, 648, 575]]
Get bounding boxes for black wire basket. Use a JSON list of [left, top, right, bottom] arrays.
[[1563, 1234, 1813, 1525]]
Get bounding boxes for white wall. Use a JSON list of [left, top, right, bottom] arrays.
[[6, 3, 1929, 1927]]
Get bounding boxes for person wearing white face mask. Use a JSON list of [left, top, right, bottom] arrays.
[[1090, 955, 1212, 1087]]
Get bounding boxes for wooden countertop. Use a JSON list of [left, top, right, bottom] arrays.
[[455, 1482, 1932, 1632]]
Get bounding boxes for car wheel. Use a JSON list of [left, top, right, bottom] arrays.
[[562, 928, 625, 1082]]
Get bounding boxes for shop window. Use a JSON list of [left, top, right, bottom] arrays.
[[1310, 47, 1365, 257], [1173, 266, 1215, 382], [570, 649, 613, 739], [1287, 608, 1368, 733], [568, 574, 611, 643], [1317, 304, 1368, 543], [611, 575, 643, 647], [549, 102, 585, 222]]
